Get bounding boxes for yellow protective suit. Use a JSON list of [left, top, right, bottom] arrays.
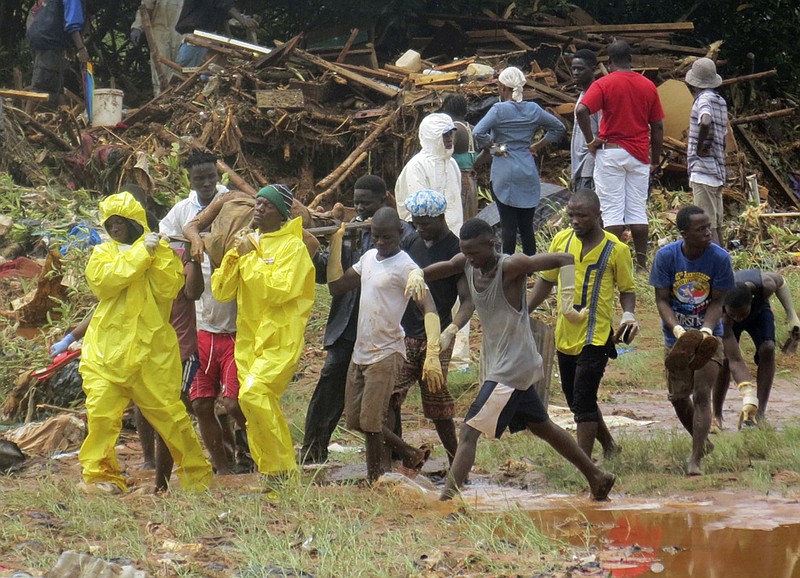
[[211, 217, 315, 475], [79, 192, 212, 492]]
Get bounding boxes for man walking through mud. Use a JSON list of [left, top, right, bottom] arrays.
[[650, 205, 735, 475], [527, 189, 637, 460], [424, 218, 616, 501]]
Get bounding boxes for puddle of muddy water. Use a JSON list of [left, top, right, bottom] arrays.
[[461, 484, 800, 577]]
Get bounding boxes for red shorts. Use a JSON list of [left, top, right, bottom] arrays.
[[189, 330, 239, 401]]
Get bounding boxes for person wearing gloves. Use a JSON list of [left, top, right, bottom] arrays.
[[391, 189, 462, 465], [78, 192, 212, 495], [424, 218, 616, 502], [327, 207, 443, 482], [527, 189, 636, 459], [130, 0, 185, 95], [395, 113, 464, 236], [211, 185, 315, 477], [714, 270, 800, 429], [650, 205, 735, 475], [473, 66, 566, 256]]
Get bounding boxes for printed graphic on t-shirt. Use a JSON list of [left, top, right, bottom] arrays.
[[671, 271, 711, 328]]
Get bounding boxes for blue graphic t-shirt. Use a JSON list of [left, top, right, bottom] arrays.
[[649, 240, 735, 346]]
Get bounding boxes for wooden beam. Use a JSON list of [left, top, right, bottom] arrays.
[[525, 79, 576, 103], [554, 22, 695, 34], [336, 28, 360, 63], [0, 89, 49, 101], [732, 108, 796, 126], [295, 48, 401, 98], [720, 69, 777, 87], [638, 40, 708, 56], [734, 125, 800, 209]]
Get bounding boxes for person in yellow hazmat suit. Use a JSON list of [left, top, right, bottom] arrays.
[[78, 192, 212, 494], [211, 184, 315, 476]]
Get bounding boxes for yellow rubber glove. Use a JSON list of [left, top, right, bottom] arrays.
[[559, 264, 588, 324], [405, 268, 427, 301], [423, 312, 444, 393], [440, 323, 459, 352], [326, 223, 346, 283], [737, 381, 758, 429]]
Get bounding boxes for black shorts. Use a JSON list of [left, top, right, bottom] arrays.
[[464, 380, 548, 439], [31, 49, 67, 95], [733, 305, 775, 364], [557, 345, 609, 423]]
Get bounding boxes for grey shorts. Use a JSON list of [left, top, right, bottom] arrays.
[[691, 181, 724, 228], [345, 352, 403, 433]]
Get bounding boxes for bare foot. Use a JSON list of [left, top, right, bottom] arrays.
[[590, 471, 616, 501], [135, 461, 156, 471], [402, 444, 432, 471], [686, 459, 702, 476]]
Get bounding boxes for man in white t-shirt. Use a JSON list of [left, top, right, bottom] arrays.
[[159, 149, 245, 475], [326, 207, 444, 482]]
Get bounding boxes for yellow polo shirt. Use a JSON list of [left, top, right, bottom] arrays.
[[540, 229, 635, 355]]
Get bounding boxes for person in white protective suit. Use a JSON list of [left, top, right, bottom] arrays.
[[78, 192, 212, 495]]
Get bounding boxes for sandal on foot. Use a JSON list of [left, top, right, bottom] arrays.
[[665, 330, 703, 371], [688, 334, 719, 370]]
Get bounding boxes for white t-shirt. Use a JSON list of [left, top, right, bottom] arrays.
[[351, 249, 419, 365], [158, 185, 237, 333]]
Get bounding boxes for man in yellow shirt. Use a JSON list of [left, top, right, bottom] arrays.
[[528, 189, 638, 459]]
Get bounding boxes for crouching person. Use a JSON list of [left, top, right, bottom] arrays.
[[78, 192, 212, 494]]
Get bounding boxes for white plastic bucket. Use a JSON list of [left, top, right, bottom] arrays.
[[91, 89, 124, 127]]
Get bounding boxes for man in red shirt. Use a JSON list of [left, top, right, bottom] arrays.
[[575, 40, 664, 271]]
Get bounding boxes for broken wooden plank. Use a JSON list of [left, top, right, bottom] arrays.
[[411, 71, 461, 86], [434, 57, 475, 71], [638, 39, 708, 56], [295, 48, 401, 98], [336, 28, 360, 63], [504, 30, 534, 51], [555, 22, 695, 35], [731, 108, 796, 126], [734, 125, 800, 210], [525, 79, 576, 103], [255, 89, 305, 110], [314, 108, 400, 194], [6, 105, 72, 151], [253, 33, 301, 69], [192, 30, 271, 55], [0, 89, 49, 101], [720, 69, 777, 87], [336, 62, 406, 83]]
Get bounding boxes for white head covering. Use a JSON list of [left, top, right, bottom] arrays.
[[498, 66, 527, 102], [418, 113, 456, 160]]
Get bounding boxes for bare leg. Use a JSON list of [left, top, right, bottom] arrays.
[[576, 421, 598, 458], [192, 398, 233, 475], [687, 363, 717, 476], [712, 359, 730, 427], [433, 418, 458, 465], [671, 397, 696, 435], [222, 397, 247, 430], [629, 224, 649, 271], [133, 405, 156, 470], [596, 409, 621, 457], [755, 341, 776, 419], [382, 426, 427, 468], [364, 432, 384, 483], [154, 434, 173, 492], [528, 419, 616, 500], [441, 424, 481, 500]]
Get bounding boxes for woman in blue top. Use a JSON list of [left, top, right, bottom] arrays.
[[473, 66, 566, 255]]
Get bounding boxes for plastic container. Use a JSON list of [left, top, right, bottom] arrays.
[[91, 88, 124, 127], [395, 49, 422, 72]]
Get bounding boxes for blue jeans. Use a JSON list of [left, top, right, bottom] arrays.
[[176, 43, 208, 67]]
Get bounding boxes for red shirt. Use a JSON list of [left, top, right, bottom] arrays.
[[170, 248, 198, 362], [580, 71, 664, 165]]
